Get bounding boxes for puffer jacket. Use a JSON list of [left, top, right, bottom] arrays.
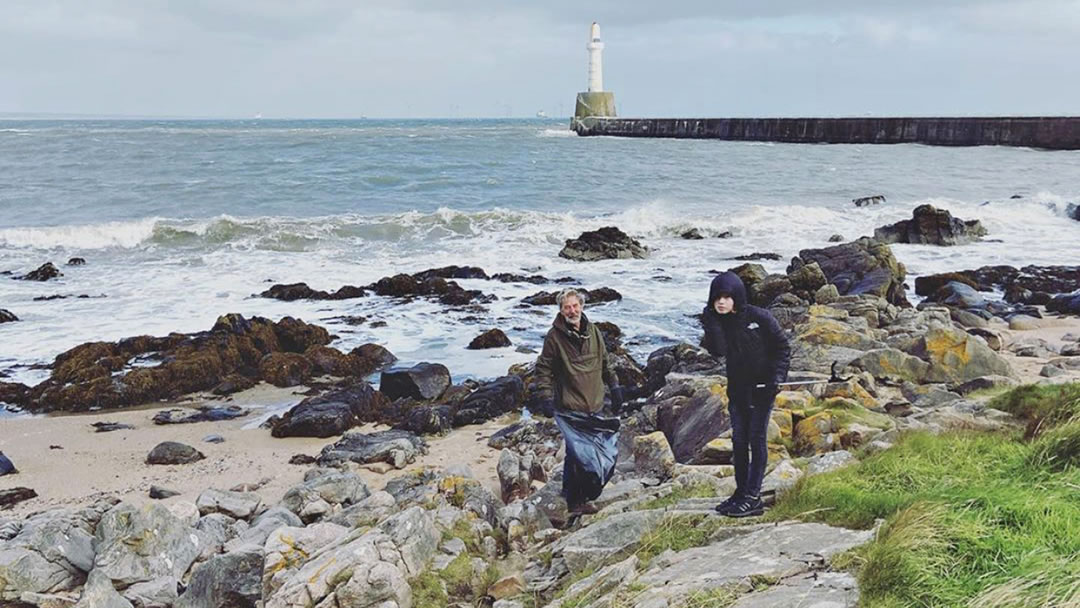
[[534, 312, 619, 413], [702, 271, 791, 389]]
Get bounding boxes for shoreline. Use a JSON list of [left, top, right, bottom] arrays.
[[3, 310, 1078, 520], [0, 382, 510, 519]]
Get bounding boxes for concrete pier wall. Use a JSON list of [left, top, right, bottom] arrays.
[[572, 116, 1080, 149]]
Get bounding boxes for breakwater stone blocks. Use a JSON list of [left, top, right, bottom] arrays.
[[572, 116, 1080, 149]]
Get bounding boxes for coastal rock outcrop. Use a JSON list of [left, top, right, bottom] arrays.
[[521, 287, 622, 306], [271, 381, 388, 438], [558, 226, 648, 261], [17, 262, 61, 281], [468, 328, 512, 349], [874, 204, 987, 245], [370, 272, 494, 306], [380, 363, 451, 401], [796, 238, 909, 307], [915, 265, 1080, 305], [258, 282, 366, 301], [0, 309, 17, 324], [9, 314, 375, 413], [316, 429, 428, 469]]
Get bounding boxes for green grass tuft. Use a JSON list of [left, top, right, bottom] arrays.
[[1028, 418, 1080, 471], [990, 383, 1080, 438], [767, 418, 1080, 608]]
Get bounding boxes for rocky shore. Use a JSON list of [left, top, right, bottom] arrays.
[[3, 220, 1080, 607]]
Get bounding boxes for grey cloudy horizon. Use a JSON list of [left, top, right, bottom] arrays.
[[2, 0, 1078, 119]]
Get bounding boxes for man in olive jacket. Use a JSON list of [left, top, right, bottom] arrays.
[[535, 288, 624, 515]]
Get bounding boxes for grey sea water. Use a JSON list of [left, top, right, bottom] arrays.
[[2, 118, 1079, 389]]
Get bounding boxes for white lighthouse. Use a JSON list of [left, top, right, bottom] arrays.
[[587, 22, 604, 92], [572, 22, 616, 130]]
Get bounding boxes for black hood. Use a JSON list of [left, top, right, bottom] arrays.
[[707, 271, 748, 314]]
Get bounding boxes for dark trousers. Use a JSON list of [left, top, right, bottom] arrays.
[[728, 385, 775, 498]]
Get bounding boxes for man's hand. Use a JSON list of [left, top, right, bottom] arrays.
[[610, 386, 625, 413]]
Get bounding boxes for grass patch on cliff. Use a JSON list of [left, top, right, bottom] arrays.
[[989, 382, 1080, 438], [768, 384, 1080, 607]]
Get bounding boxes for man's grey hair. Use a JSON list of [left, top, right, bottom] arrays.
[[556, 288, 587, 307]]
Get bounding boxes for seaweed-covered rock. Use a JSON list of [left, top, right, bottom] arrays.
[[22, 314, 332, 413]]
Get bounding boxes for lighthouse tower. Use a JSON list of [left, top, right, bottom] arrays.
[[587, 22, 604, 92], [572, 22, 616, 130]]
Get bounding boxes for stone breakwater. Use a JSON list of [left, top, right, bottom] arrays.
[[573, 116, 1080, 149]]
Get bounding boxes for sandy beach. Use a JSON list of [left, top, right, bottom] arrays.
[[1, 383, 512, 519]]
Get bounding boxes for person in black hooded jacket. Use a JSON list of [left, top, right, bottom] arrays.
[[702, 271, 791, 517]]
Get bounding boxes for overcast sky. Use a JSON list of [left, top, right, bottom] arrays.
[[2, 0, 1079, 118]]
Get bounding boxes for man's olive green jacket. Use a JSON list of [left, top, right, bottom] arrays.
[[535, 313, 619, 413]]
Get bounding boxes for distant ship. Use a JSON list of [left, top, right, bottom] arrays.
[[536, 110, 548, 118]]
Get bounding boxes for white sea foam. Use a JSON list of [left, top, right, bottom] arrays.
[[537, 128, 575, 138], [0, 218, 161, 249]]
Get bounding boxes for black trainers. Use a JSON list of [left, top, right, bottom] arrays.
[[723, 495, 764, 518], [714, 494, 744, 514]]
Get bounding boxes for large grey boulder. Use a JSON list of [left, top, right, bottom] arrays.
[[654, 376, 730, 464], [316, 429, 428, 470], [145, 442, 204, 465], [262, 523, 348, 600], [263, 507, 438, 608], [328, 491, 398, 528], [549, 510, 666, 575], [93, 503, 202, 588], [195, 489, 263, 520], [630, 522, 872, 606], [907, 325, 1015, 383], [805, 450, 857, 477], [850, 348, 931, 384], [379, 363, 451, 401], [0, 509, 97, 601], [280, 472, 370, 524], [123, 576, 179, 608], [730, 571, 859, 607], [175, 546, 263, 608], [225, 507, 302, 553], [75, 570, 132, 608]]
